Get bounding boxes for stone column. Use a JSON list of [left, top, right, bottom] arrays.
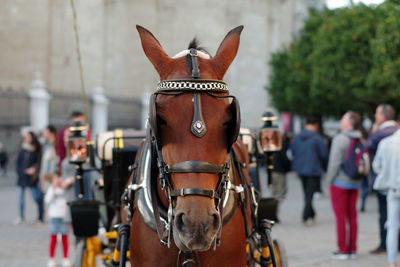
[[92, 87, 109, 138], [28, 72, 51, 132]]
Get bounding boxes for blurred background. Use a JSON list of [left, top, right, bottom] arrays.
[[0, 0, 326, 162]]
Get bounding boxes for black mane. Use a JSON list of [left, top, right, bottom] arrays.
[[188, 38, 210, 56]]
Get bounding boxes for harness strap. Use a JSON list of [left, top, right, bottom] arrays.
[[170, 188, 218, 198], [177, 250, 200, 267], [150, 141, 169, 246], [191, 93, 207, 138], [189, 49, 200, 79], [166, 160, 227, 174], [232, 150, 251, 238]]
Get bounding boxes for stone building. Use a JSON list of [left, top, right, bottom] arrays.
[[0, 0, 324, 160]]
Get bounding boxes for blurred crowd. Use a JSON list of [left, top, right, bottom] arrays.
[[4, 103, 400, 267], [259, 103, 400, 267], [11, 111, 85, 267]]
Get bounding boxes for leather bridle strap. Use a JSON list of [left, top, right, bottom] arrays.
[[189, 48, 200, 79], [164, 160, 229, 199], [150, 140, 170, 246], [170, 188, 217, 198], [164, 160, 227, 174]]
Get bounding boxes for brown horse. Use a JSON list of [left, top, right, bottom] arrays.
[[129, 25, 255, 267]]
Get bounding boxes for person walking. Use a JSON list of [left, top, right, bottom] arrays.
[[15, 131, 44, 224], [326, 111, 366, 260], [367, 104, 399, 254], [40, 125, 59, 193], [271, 132, 292, 222], [290, 116, 328, 226], [0, 142, 8, 177], [44, 175, 72, 267], [373, 128, 400, 267]]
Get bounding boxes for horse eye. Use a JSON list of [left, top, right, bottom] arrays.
[[222, 121, 231, 127], [157, 115, 167, 126]]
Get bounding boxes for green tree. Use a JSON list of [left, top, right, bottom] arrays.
[[268, 8, 330, 116], [310, 4, 376, 117], [267, 2, 400, 119], [366, 1, 400, 110]]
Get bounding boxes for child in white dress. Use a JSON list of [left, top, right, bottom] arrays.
[[44, 175, 71, 267]]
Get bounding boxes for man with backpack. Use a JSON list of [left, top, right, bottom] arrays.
[[326, 111, 368, 260], [367, 104, 399, 254]]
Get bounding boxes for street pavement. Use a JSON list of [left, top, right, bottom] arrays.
[[0, 171, 389, 266]]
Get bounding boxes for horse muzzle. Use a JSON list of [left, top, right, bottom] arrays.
[[173, 208, 221, 251]]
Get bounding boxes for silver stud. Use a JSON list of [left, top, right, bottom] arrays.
[[193, 121, 204, 134]]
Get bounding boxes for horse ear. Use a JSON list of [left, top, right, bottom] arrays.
[[136, 25, 171, 77], [212, 26, 244, 79]]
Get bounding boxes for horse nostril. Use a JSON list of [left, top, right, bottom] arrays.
[[212, 213, 221, 230], [176, 213, 187, 233]]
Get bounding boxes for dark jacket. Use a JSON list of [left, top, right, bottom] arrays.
[[16, 148, 41, 187], [273, 133, 291, 173], [367, 120, 398, 179], [290, 129, 328, 177], [367, 122, 398, 159]]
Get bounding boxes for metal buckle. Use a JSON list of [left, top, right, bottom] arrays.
[[250, 186, 258, 217], [166, 196, 173, 248], [160, 178, 166, 190], [163, 165, 169, 174], [189, 49, 197, 57]]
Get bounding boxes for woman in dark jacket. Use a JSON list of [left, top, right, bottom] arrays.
[[15, 131, 43, 224]]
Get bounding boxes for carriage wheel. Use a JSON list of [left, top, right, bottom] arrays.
[[272, 239, 287, 267]]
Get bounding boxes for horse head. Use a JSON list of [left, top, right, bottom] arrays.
[[137, 25, 243, 252]]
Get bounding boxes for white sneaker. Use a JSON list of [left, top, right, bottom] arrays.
[[331, 251, 349, 260], [313, 192, 322, 200], [349, 253, 357, 259], [13, 218, 23, 225], [47, 259, 56, 267], [62, 258, 72, 267]]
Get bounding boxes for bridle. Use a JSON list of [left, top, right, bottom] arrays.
[[147, 48, 241, 251]]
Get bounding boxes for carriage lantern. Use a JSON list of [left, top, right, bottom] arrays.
[[67, 121, 88, 164], [259, 110, 282, 153], [259, 110, 282, 187]]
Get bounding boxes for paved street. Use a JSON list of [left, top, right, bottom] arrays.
[[0, 171, 388, 266]]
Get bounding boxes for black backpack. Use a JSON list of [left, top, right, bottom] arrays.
[[340, 138, 369, 180]]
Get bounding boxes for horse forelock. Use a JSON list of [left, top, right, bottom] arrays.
[[172, 38, 211, 59], [172, 49, 210, 59]]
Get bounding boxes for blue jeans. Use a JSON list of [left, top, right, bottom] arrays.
[[387, 190, 400, 264], [18, 185, 44, 221]]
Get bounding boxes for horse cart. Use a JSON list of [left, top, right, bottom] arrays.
[[66, 25, 287, 267]]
